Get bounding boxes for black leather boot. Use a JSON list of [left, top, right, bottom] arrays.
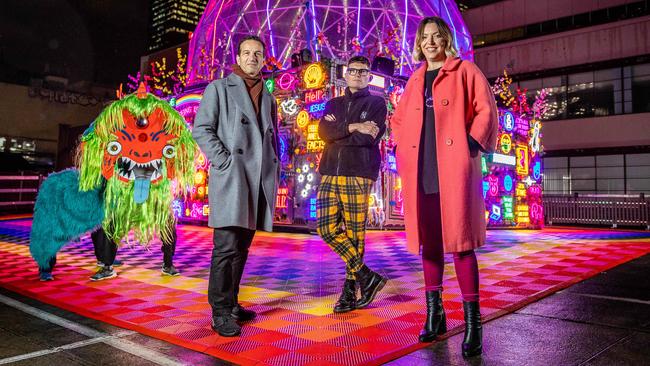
[[333, 279, 357, 313], [462, 301, 482, 357], [356, 265, 387, 308], [419, 290, 447, 342]]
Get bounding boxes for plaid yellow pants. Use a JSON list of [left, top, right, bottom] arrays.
[[316, 175, 374, 280]]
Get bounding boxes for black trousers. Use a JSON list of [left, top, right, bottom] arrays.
[[91, 227, 177, 267], [208, 227, 255, 315]]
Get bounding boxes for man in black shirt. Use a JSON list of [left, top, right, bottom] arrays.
[[317, 56, 388, 313]]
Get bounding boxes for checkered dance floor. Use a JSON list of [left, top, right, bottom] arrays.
[[1, 217, 649, 365]]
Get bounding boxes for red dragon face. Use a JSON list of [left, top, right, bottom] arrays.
[[101, 108, 177, 185]]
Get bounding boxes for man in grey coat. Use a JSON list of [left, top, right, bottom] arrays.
[[192, 35, 279, 337]]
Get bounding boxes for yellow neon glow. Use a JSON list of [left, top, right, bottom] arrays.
[[500, 134, 512, 154], [304, 63, 326, 89], [296, 110, 310, 128]]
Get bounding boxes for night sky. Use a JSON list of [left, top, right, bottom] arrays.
[[0, 1, 497, 89], [0, 0, 149, 89]]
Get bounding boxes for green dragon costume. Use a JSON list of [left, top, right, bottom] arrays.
[[30, 87, 197, 270]]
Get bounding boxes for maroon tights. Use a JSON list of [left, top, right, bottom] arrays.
[[418, 192, 479, 302]]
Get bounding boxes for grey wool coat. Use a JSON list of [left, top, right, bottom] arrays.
[[192, 73, 280, 231]]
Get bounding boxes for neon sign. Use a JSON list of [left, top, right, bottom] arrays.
[[528, 185, 542, 197], [500, 134, 512, 154], [276, 187, 288, 209], [530, 203, 543, 222], [515, 117, 529, 136], [488, 175, 499, 197], [304, 89, 324, 104], [515, 145, 529, 176], [277, 72, 298, 90], [265, 78, 275, 93], [502, 111, 515, 132], [533, 161, 541, 181], [309, 197, 317, 219], [530, 120, 541, 155], [308, 101, 326, 115], [281, 98, 300, 116], [306, 124, 325, 152], [502, 196, 514, 220], [303, 63, 326, 89], [515, 204, 530, 224], [516, 182, 527, 197], [492, 153, 516, 166], [503, 174, 513, 192], [296, 110, 310, 128], [387, 153, 397, 172], [490, 204, 501, 221]]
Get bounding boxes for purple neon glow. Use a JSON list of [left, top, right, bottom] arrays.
[[266, 0, 276, 57], [186, 0, 473, 84], [356, 0, 361, 41], [400, 0, 408, 75], [309, 0, 319, 61]]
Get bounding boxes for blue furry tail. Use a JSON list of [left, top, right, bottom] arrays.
[[29, 169, 104, 270]]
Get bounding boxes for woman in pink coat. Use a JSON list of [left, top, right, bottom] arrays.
[[391, 17, 498, 357]]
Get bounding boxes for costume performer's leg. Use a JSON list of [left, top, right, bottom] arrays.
[[91, 227, 117, 267], [161, 227, 177, 268], [39, 256, 57, 281]]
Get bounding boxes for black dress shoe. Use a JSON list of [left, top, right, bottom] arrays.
[[211, 315, 241, 337], [231, 304, 256, 322], [356, 265, 387, 308], [419, 290, 447, 342], [462, 301, 482, 357], [333, 279, 357, 313]]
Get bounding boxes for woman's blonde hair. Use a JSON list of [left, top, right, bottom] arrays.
[[412, 17, 458, 62]]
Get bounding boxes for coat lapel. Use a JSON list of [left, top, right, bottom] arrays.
[[226, 73, 257, 124]]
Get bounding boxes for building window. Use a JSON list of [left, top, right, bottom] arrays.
[[626, 153, 650, 194], [472, 1, 650, 49], [631, 64, 650, 113], [543, 153, 650, 195], [516, 63, 645, 121]]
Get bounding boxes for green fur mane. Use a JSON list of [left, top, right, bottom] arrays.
[[76, 93, 197, 244]]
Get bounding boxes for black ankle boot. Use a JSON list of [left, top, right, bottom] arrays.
[[462, 301, 482, 357], [419, 290, 447, 342], [356, 265, 387, 308], [333, 279, 357, 313]]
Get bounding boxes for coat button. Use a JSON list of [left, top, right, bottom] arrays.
[[237, 148, 244, 154], [268, 129, 273, 134], [412, 145, 416, 148], [241, 118, 248, 124], [446, 138, 453, 146], [273, 158, 278, 163], [441, 99, 449, 106]]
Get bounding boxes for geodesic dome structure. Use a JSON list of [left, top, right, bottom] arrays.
[[186, 0, 473, 84]]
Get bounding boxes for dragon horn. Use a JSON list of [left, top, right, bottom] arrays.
[[137, 82, 148, 99]]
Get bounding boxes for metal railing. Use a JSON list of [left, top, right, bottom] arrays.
[[543, 193, 650, 230], [0, 174, 43, 212]]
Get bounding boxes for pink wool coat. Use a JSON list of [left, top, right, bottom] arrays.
[[392, 57, 498, 254]]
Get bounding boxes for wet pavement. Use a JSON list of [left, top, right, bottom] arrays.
[[1, 254, 648, 365]]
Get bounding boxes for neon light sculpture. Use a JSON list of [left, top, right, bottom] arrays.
[[485, 70, 546, 228], [186, 0, 473, 83]]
